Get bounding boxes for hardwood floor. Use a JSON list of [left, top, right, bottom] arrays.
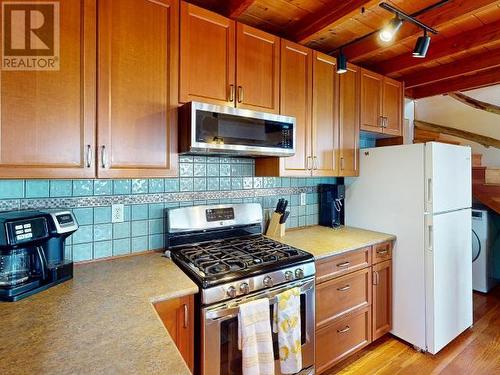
[[325, 287, 500, 375]]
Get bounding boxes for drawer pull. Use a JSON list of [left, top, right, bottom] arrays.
[[336, 261, 350, 268], [183, 304, 189, 328], [377, 249, 389, 255], [337, 284, 351, 292], [337, 325, 351, 334]]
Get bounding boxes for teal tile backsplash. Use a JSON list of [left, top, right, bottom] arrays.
[[0, 157, 337, 263]]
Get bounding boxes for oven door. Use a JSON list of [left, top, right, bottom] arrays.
[[202, 278, 315, 375]]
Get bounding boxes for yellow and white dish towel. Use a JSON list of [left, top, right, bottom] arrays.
[[238, 298, 275, 375], [273, 287, 302, 374]]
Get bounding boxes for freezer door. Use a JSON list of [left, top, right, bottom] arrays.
[[425, 142, 472, 214], [425, 208, 473, 354]]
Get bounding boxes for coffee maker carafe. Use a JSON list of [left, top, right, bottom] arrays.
[[0, 210, 78, 302]]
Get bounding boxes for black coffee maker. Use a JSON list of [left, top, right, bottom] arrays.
[[0, 210, 78, 302], [319, 183, 345, 228]]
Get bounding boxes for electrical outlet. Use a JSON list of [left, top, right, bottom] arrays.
[[111, 204, 124, 223], [300, 193, 306, 206]]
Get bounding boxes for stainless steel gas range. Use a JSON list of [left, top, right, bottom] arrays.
[[165, 203, 315, 375]]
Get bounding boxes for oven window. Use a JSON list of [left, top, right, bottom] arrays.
[[195, 110, 293, 149], [219, 294, 306, 375]]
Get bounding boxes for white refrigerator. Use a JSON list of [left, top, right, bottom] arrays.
[[345, 142, 473, 354]]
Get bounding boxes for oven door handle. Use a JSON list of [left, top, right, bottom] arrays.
[[205, 279, 314, 320]]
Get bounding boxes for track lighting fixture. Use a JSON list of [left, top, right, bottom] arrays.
[[413, 30, 431, 58], [336, 50, 347, 74], [379, 17, 403, 42]]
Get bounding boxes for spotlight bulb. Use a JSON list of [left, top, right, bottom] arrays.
[[379, 17, 403, 42]]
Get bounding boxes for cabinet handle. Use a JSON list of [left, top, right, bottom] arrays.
[[377, 249, 389, 256], [340, 157, 345, 171], [313, 156, 318, 170], [85, 145, 92, 168], [237, 86, 243, 103], [337, 326, 351, 334], [373, 271, 380, 285], [101, 145, 107, 169], [336, 261, 350, 268], [183, 304, 189, 328], [379, 116, 384, 128], [306, 156, 312, 170], [229, 84, 235, 102], [384, 117, 389, 128], [337, 284, 351, 292]]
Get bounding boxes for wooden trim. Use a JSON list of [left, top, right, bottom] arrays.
[[292, 0, 377, 44], [343, 0, 500, 62], [407, 68, 500, 100], [375, 19, 500, 75], [449, 92, 500, 116], [227, 0, 255, 18], [414, 120, 500, 149]]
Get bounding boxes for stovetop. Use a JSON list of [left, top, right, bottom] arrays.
[[170, 234, 313, 288]]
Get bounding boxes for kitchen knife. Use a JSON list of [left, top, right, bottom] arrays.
[[275, 198, 284, 213], [279, 211, 290, 224], [281, 200, 288, 213]]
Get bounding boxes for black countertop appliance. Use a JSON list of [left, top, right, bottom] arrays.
[[319, 183, 345, 228], [0, 210, 78, 302]]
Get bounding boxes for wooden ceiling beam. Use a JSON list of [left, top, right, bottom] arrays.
[[403, 48, 500, 89], [375, 19, 500, 76], [449, 92, 500, 116], [407, 68, 500, 99], [291, 0, 378, 44], [227, 0, 256, 19], [343, 0, 500, 62]]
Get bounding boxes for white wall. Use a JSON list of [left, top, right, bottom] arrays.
[[414, 85, 500, 167]]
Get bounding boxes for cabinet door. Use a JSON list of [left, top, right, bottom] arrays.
[[97, 0, 178, 178], [338, 64, 360, 177], [360, 68, 383, 133], [383, 77, 403, 136], [372, 260, 392, 341], [236, 23, 280, 113], [312, 52, 339, 177], [179, 2, 235, 106], [154, 295, 195, 372], [0, 0, 96, 178], [279, 40, 312, 177]]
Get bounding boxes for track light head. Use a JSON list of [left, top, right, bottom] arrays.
[[413, 30, 431, 58], [337, 51, 347, 74], [379, 17, 403, 42]]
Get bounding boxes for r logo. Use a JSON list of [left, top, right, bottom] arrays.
[[2, 1, 60, 70]]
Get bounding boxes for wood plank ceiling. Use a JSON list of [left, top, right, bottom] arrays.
[[188, 0, 500, 99]]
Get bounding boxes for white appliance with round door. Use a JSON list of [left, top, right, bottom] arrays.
[[472, 209, 498, 293]]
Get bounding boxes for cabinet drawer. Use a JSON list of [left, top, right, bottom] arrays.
[[372, 241, 392, 264], [316, 307, 372, 374], [316, 268, 371, 329], [316, 247, 371, 283]]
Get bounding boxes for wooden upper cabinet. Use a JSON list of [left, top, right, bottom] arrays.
[[179, 2, 235, 106], [236, 24, 280, 113], [312, 52, 339, 177], [372, 260, 392, 341], [0, 0, 96, 178], [383, 77, 403, 136], [279, 40, 312, 176], [360, 68, 383, 133], [339, 64, 360, 177], [97, 0, 178, 178]]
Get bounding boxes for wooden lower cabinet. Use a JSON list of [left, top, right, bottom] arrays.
[[316, 307, 372, 373], [315, 242, 393, 374], [154, 294, 195, 373], [372, 260, 392, 341]]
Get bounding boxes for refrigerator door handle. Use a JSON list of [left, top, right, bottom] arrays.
[[427, 178, 432, 204], [428, 224, 433, 251]]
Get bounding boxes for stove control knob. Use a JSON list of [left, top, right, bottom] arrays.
[[227, 286, 237, 298], [239, 282, 250, 294], [284, 271, 294, 281], [295, 268, 304, 279], [263, 276, 273, 288]]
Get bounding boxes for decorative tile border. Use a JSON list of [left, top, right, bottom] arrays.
[[0, 186, 317, 211]]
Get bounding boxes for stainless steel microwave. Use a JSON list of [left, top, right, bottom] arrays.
[[179, 102, 296, 157]]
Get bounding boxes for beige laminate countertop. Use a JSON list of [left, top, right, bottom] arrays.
[[270, 225, 396, 260], [0, 253, 198, 375]]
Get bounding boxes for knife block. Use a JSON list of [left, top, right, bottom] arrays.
[[266, 212, 285, 238]]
